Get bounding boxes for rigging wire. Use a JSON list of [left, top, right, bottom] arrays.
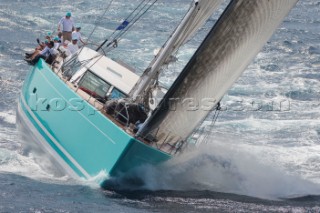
[[59, 0, 157, 84], [112, 0, 153, 38], [102, 0, 158, 53], [105, 0, 149, 40], [201, 102, 221, 143], [86, 0, 114, 45], [126, 0, 149, 21], [190, 102, 222, 145], [58, 0, 114, 74]]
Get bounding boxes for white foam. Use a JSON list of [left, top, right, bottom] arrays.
[[0, 148, 66, 181], [79, 170, 109, 189], [0, 111, 16, 124], [121, 139, 320, 200]]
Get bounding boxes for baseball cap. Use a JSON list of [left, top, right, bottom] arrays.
[[72, 34, 78, 40]]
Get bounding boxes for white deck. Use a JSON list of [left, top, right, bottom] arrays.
[[71, 47, 140, 94]]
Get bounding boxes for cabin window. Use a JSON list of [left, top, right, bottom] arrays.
[[78, 71, 111, 103], [110, 88, 127, 99]]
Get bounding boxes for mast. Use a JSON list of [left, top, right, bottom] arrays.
[[129, 0, 222, 100], [137, 0, 299, 144]]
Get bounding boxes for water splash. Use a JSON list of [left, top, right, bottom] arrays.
[[107, 140, 320, 200], [0, 111, 16, 125]]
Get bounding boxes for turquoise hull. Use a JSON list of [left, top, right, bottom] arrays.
[[17, 59, 171, 181]]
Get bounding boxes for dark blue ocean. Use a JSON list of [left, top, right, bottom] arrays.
[[1, 0, 320, 212]]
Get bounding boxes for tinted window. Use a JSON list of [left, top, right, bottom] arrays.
[[110, 88, 127, 99], [78, 71, 111, 102]]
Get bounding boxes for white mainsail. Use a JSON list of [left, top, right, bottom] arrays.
[[129, 0, 223, 99], [137, 0, 299, 145]]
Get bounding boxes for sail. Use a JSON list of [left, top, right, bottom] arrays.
[[168, 0, 223, 56], [130, 0, 223, 99], [137, 0, 299, 145]]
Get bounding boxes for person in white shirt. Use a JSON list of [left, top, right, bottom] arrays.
[[67, 36, 79, 55], [53, 37, 61, 50], [72, 25, 86, 45], [58, 12, 75, 42], [58, 40, 72, 58]]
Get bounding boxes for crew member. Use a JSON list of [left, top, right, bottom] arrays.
[[58, 12, 75, 42]]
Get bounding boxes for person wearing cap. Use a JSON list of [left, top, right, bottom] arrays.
[[72, 25, 86, 45], [25, 31, 54, 59], [25, 39, 50, 60], [53, 37, 61, 50], [25, 41, 58, 65], [58, 40, 71, 58], [58, 12, 75, 42], [67, 35, 79, 55], [45, 31, 53, 41], [35, 32, 52, 51]]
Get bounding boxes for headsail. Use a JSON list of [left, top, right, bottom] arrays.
[[129, 0, 223, 100], [137, 0, 299, 145], [164, 0, 224, 57]]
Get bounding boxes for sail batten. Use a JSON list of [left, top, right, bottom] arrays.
[[137, 0, 299, 144]]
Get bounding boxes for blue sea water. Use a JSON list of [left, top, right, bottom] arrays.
[[1, 0, 320, 212]]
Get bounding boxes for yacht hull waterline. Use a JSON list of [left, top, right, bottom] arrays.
[[17, 59, 170, 182]]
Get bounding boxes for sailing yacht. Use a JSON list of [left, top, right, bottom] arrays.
[[17, 0, 298, 183]]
